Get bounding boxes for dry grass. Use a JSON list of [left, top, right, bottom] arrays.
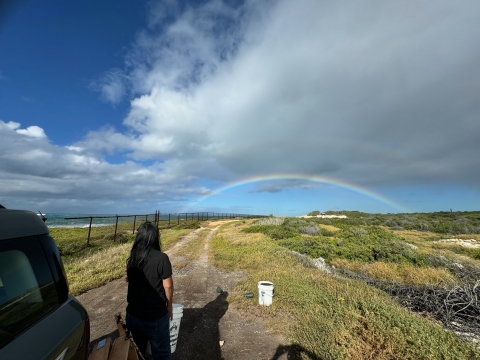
[[172, 260, 190, 269], [160, 229, 196, 251], [210, 221, 479, 360], [390, 229, 439, 246], [64, 243, 131, 295], [58, 227, 193, 295], [331, 259, 456, 285], [175, 228, 210, 260], [255, 217, 286, 226], [318, 224, 341, 232]]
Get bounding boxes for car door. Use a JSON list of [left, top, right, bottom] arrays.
[[0, 236, 88, 360]]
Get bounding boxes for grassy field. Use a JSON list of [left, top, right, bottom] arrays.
[[49, 214, 480, 359], [49, 221, 198, 295], [212, 220, 480, 359], [173, 228, 211, 269]]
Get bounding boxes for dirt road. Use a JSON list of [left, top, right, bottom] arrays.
[[77, 223, 290, 359]]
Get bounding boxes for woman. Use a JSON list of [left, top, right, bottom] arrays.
[[126, 222, 174, 360]]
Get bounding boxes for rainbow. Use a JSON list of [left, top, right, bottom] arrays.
[[181, 174, 408, 213]]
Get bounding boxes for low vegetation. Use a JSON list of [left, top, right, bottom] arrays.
[[243, 215, 480, 272], [212, 221, 479, 359], [313, 210, 480, 234], [169, 220, 202, 230], [174, 228, 210, 268], [49, 224, 193, 295], [49, 212, 480, 358], [330, 259, 456, 285]]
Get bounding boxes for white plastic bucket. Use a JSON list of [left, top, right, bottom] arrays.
[[169, 304, 184, 353], [258, 281, 274, 306], [145, 304, 184, 356]]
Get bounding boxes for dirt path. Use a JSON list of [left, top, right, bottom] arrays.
[[77, 223, 289, 359]]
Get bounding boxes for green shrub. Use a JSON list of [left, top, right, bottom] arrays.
[[320, 228, 335, 237], [244, 222, 425, 265], [299, 224, 320, 236], [311, 211, 480, 234], [243, 225, 297, 240], [172, 220, 201, 230]]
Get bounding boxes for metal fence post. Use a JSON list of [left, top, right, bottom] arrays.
[[64, 211, 265, 244], [114, 215, 119, 242], [87, 217, 93, 245]]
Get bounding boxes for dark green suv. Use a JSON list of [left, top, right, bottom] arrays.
[[0, 206, 90, 360]]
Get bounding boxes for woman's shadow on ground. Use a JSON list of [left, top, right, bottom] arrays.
[[172, 291, 229, 359], [171, 292, 321, 360]]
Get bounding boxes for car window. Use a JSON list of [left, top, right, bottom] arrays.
[[0, 236, 59, 349]]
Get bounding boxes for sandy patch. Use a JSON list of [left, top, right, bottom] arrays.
[[434, 238, 480, 249]]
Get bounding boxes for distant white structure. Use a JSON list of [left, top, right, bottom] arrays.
[[297, 214, 348, 219]]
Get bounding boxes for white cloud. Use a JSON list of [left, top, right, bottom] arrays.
[[65, 145, 84, 152], [3, 0, 480, 212], [0, 120, 209, 212], [16, 125, 46, 139], [90, 68, 128, 104], [83, 0, 480, 188], [3, 121, 20, 130], [1, 121, 47, 139]]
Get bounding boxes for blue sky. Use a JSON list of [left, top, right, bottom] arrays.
[[1, 0, 479, 216]]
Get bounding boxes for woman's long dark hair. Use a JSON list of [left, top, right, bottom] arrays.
[[126, 221, 161, 272]]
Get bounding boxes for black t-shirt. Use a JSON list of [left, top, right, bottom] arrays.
[[126, 250, 172, 320]]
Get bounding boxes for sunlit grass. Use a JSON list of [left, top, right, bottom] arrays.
[[52, 225, 193, 295], [160, 229, 194, 251], [330, 259, 456, 285], [175, 228, 210, 260], [318, 224, 341, 232], [64, 243, 131, 295], [50, 225, 136, 256], [210, 221, 479, 360]]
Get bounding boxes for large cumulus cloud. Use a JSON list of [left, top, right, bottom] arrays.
[[86, 0, 480, 188], [0, 120, 210, 212], [3, 0, 480, 212]]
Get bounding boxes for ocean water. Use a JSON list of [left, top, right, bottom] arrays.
[[43, 213, 170, 228], [43, 214, 119, 228], [41, 212, 239, 228]]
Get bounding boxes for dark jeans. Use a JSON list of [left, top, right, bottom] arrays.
[[126, 312, 171, 360]]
